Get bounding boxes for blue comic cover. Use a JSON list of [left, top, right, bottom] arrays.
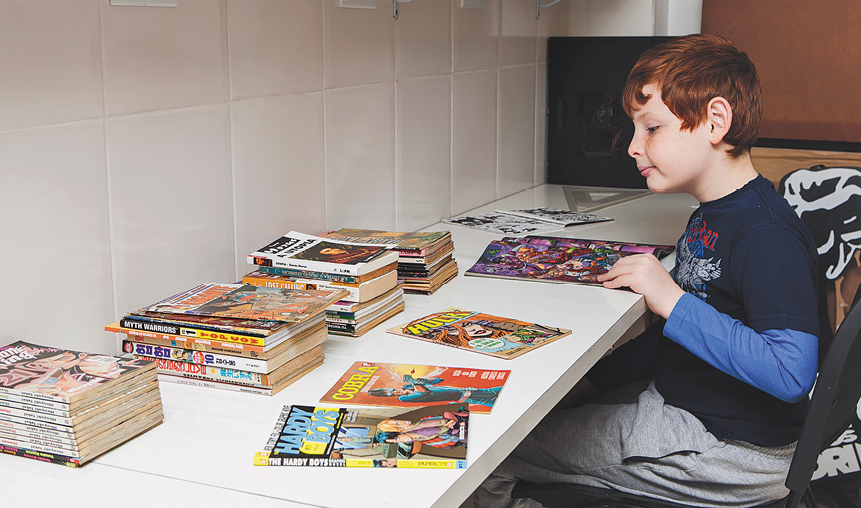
[[465, 236, 673, 285], [254, 404, 468, 468]]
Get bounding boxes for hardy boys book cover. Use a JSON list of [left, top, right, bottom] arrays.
[[254, 404, 467, 468]]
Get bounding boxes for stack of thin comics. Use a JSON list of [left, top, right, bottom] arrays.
[[0, 341, 161, 467]]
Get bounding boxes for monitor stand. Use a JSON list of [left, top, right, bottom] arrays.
[[563, 185, 653, 213]]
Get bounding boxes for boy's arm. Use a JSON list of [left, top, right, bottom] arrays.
[[665, 293, 817, 403]]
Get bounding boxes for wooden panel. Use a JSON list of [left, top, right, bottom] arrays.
[[702, 0, 861, 143]]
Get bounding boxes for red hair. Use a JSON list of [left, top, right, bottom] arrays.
[[622, 34, 762, 159]]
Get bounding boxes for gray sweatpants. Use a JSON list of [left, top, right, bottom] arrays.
[[474, 381, 795, 508]]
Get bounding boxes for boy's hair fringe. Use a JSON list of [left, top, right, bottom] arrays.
[[622, 34, 762, 159]]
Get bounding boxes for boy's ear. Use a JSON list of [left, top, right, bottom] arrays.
[[706, 97, 732, 145]]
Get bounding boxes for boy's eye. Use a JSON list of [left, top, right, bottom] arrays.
[[646, 126, 660, 133]]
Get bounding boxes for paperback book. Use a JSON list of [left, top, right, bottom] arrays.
[[248, 231, 399, 276], [320, 361, 509, 414], [386, 307, 572, 359], [139, 283, 347, 323], [254, 404, 468, 468], [321, 228, 452, 256], [465, 236, 674, 285]]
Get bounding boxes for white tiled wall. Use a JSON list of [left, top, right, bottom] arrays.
[[0, 0, 698, 355]]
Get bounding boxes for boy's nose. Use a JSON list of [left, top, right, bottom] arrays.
[[628, 134, 643, 158]]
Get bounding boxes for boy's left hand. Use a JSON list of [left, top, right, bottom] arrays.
[[597, 254, 685, 319]]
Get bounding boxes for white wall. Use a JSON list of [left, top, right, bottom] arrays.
[[0, 0, 698, 356]]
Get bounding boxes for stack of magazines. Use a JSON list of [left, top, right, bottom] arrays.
[[0, 341, 161, 467], [321, 228, 458, 295], [106, 283, 346, 395], [248, 231, 405, 337]]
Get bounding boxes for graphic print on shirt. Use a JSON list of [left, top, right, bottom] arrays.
[[675, 213, 722, 300]]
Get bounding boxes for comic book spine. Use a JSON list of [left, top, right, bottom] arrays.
[[324, 322, 358, 333], [249, 253, 363, 275], [108, 324, 267, 353], [0, 410, 73, 434], [118, 319, 270, 347], [0, 391, 69, 411], [0, 404, 73, 426], [120, 332, 271, 360], [122, 340, 270, 374], [0, 419, 77, 444], [123, 314, 270, 338], [0, 443, 81, 467], [256, 265, 362, 283], [0, 434, 81, 458], [149, 357, 270, 387], [156, 373, 273, 396], [240, 274, 317, 290], [324, 316, 359, 325], [120, 315, 271, 340], [0, 428, 81, 452], [0, 397, 72, 418]]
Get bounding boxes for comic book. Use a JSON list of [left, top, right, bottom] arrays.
[[442, 212, 564, 235], [319, 362, 509, 414], [465, 236, 674, 285], [254, 404, 467, 468], [321, 228, 452, 256], [138, 283, 347, 323], [0, 341, 155, 407], [495, 207, 613, 227], [386, 307, 572, 359], [248, 231, 399, 276]]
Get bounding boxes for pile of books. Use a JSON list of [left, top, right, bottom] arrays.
[[106, 282, 346, 395], [322, 228, 458, 295], [247, 231, 405, 337], [0, 341, 162, 467]]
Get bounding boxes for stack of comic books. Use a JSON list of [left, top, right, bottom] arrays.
[[247, 231, 406, 336], [0, 341, 162, 467], [442, 207, 612, 236], [105, 283, 347, 395], [321, 228, 459, 295]]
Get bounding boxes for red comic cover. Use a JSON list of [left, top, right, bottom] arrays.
[[319, 361, 510, 414]]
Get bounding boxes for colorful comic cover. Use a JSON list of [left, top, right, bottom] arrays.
[[254, 404, 468, 468], [139, 283, 347, 323], [465, 236, 674, 285], [0, 341, 155, 406], [248, 231, 399, 276], [319, 361, 509, 414], [386, 307, 572, 359]]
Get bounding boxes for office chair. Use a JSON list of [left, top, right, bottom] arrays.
[[512, 288, 861, 508]]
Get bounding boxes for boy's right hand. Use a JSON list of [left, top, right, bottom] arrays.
[[597, 253, 685, 319]]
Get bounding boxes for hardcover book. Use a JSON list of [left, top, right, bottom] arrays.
[[442, 212, 564, 235], [254, 404, 468, 468], [494, 207, 613, 227], [386, 307, 572, 359], [139, 283, 347, 323], [465, 236, 674, 285], [320, 361, 509, 414], [248, 231, 399, 276]]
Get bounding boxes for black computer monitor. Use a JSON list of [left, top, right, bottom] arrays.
[[546, 36, 672, 189]]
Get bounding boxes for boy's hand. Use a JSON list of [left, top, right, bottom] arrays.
[[597, 254, 685, 319]]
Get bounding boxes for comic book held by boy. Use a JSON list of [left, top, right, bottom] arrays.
[[465, 236, 674, 285], [139, 283, 347, 323], [386, 307, 572, 359], [319, 361, 510, 414], [254, 404, 468, 469]]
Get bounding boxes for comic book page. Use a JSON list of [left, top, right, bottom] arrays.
[[386, 307, 572, 359], [442, 212, 563, 235], [465, 236, 674, 285], [494, 207, 613, 226], [140, 283, 347, 323], [319, 361, 509, 414], [254, 404, 468, 468]]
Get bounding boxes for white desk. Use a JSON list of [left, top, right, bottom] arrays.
[[0, 185, 694, 508]]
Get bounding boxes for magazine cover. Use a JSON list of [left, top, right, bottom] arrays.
[[139, 283, 347, 323], [321, 228, 451, 254], [248, 231, 399, 276], [319, 362, 509, 414], [386, 307, 572, 359], [495, 207, 613, 227], [442, 212, 563, 235], [465, 236, 674, 285], [254, 404, 468, 468], [0, 341, 155, 405]]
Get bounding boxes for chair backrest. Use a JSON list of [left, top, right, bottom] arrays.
[[784, 290, 861, 508]]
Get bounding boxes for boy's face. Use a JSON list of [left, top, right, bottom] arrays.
[[628, 84, 713, 197]]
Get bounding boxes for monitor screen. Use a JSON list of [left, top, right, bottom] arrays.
[[547, 36, 672, 189]]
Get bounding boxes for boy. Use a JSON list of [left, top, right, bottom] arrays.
[[474, 34, 820, 508]]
